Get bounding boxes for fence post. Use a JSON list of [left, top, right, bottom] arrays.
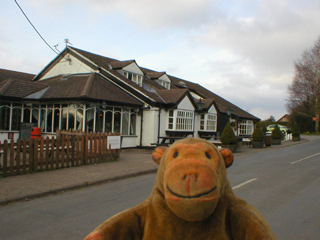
[[33, 138, 38, 171], [28, 138, 34, 172], [16, 139, 21, 174], [9, 140, 14, 174], [71, 135, 75, 167], [22, 139, 27, 174], [82, 134, 87, 165], [3, 140, 8, 177]]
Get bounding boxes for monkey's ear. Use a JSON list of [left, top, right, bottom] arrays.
[[220, 148, 234, 168], [152, 146, 168, 165]]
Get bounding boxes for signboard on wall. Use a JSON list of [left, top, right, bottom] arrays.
[[107, 136, 121, 149], [20, 122, 36, 140], [8, 132, 14, 140]]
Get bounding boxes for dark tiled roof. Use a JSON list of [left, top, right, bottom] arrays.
[[110, 60, 135, 70], [168, 75, 259, 120], [69, 47, 135, 70], [39, 73, 143, 106], [0, 68, 35, 82], [107, 70, 166, 103], [146, 71, 166, 79], [0, 78, 48, 98], [40, 74, 89, 99], [195, 98, 215, 110], [41, 47, 259, 120], [143, 77, 167, 90], [157, 89, 189, 105], [71, 48, 259, 119], [140, 67, 167, 79]]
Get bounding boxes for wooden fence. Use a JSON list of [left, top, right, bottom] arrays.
[[0, 131, 120, 177]]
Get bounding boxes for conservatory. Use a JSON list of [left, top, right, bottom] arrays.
[[0, 101, 138, 141]]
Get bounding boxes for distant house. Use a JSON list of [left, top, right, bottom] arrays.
[[277, 114, 290, 123], [0, 47, 260, 146]]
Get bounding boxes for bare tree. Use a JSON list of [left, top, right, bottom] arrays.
[[287, 36, 320, 132]]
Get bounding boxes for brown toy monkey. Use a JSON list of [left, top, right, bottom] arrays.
[[84, 138, 276, 240]]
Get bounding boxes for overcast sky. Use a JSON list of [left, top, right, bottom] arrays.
[[1, 0, 320, 120]]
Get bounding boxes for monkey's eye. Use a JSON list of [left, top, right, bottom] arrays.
[[173, 152, 179, 158], [205, 152, 211, 159]]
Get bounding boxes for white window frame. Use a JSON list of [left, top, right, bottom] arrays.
[[0, 101, 138, 136], [123, 71, 143, 87], [200, 113, 217, 131], [156, 80, 171, 89], [168, 109, 194, 131], [239, 120, 253, 135]]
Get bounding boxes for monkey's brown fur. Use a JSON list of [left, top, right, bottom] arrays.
[[84, 138, 276, 240]]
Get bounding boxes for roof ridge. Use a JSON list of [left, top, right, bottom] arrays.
[[0, 79, 14, 95], [81, 72, 95, 97]]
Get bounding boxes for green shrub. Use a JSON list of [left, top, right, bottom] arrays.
[[220, 122, 237, 145], [292, 123, 300, 137], [291, 112, 314, 133], [271, 124, 282, 139], [252, 125, 264, 142]]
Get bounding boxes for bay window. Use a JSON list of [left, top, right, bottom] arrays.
[[200, 113, 217, 131], [239, 120, 253, 135], [168, 109, 194, 131]]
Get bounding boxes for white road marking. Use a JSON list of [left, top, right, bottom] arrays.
[[291, 152, 320, 165], [232, 178, 258, 190]]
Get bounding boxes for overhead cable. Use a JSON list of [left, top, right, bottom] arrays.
[[14, 0, 59, 55]]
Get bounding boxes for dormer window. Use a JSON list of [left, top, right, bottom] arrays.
[[123, 71, 143, 87], [155, 80, 171, 89], [178, 81, 187, 88]]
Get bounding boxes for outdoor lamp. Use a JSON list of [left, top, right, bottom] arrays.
[[197, 99, 205, 111]]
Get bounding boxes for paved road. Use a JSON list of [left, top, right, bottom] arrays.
[[228, 137, 320, 240], [0, 137, 319, 240]]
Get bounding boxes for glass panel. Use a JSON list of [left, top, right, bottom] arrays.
[[23, 107, 31, 123], [122, 112, 129, 135], [32, 108, 39, 126], [105, 111, 113, 132], [53, 107, 60, 132], [175, 110, 193, 130], [95, 109, 103, 132], [76, 108, 83, 130], [40, 108, 47, 132], [130, 113, 136, 135], [68, 105, 75, 130], [12, 105, 22, 130], [0, 105, 10, 130], [114, 111, 121, 133], [85, 107, 94, 132], [61, 105, 68, 130], [47, 108, 53, 132], [200, 114, 205, 130]]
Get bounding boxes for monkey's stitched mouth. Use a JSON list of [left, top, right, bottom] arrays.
[[167, 185, 217, 199]]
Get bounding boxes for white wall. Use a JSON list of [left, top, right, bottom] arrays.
[[177, 96, 194, 111], [159, 74, 171, 83], [40, 54, 95, 80], [208, 105, 217, 114], [0, 131, 19, 142], [157, 108, 169, 139], [122, 62, 144, 75], [194, 113, 201, 138], [141, 108, 158, 146], [121, 136, 138, 148]]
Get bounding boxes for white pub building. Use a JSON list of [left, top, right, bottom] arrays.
[[0, 47, 259, 147]]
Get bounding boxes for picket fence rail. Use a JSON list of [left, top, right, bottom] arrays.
[[0, 131, 120, 177]]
